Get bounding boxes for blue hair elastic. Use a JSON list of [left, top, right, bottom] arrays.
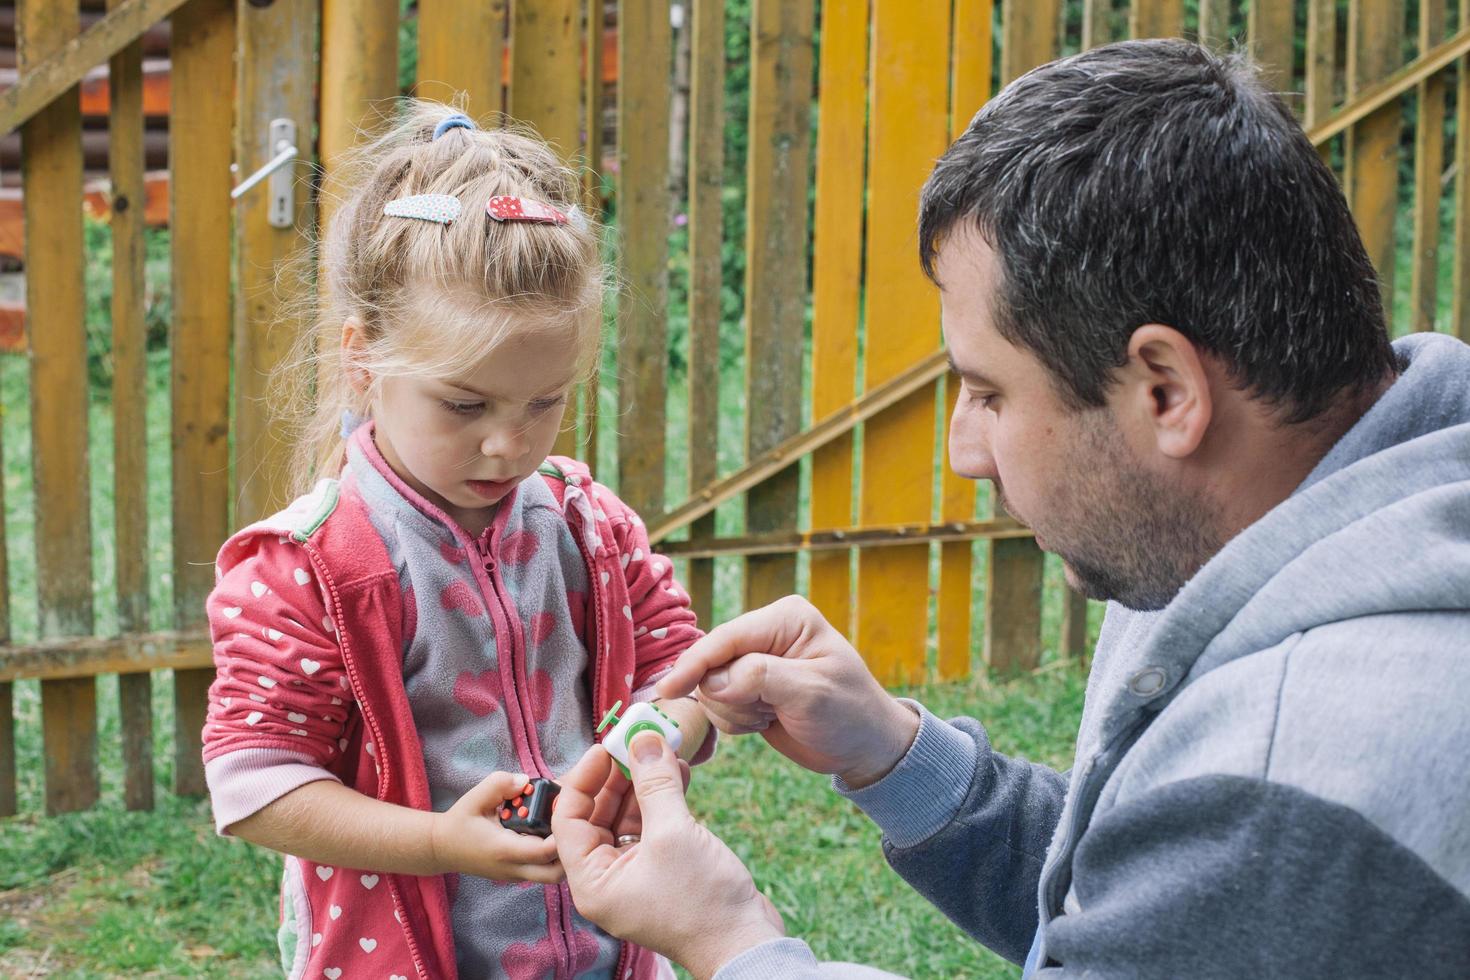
[[433, 113, 476, 140]]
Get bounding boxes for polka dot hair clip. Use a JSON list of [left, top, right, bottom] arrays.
[[486, 195, 571, 226], [383, 193, 462, 225]]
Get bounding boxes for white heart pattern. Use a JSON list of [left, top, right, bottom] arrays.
[[294, 567, 310, 585], [324, 969, 342, 979], [620, 552, 631, 569], [622, 605, 632, 620], [257, 676, 276, 689], [312, 933, 322, 947], [632, 548, 643, 562], [223, 606, 242, 619], [251, 581, 268, 598], [329, 904, 342, 920], [359, 937, 377, 954], [288, 712, 307, 724], [316, 865, 334, 881], [634, 626, 648, 637], [625, 673, 634, 687], [651, 627, 668, 639], [300, 658, 320, 675], [365, 742, 376, 757], [600, 571, 610, 586], [323, 616, 335, 634], [250, 693, 267, 703], [360, 874, 379, 890], [245, 711, 263, 726], [265, 628, 283, 642]]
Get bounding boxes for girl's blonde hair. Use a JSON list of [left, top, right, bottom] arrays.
[[285, 100, 604, 492]]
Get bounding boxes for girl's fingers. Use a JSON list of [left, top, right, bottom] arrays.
[[509, 860, 567, 885], [462, 771, 531, 812], [489, 825, 561, 865]]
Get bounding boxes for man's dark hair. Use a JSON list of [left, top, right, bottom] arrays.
[[919, 39, 1396, 424]]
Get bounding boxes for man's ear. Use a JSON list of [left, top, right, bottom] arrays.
[[1117, 324, 1212, 459], [341, 317, 373, 396]]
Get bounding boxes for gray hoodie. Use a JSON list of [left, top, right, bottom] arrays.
[[715, 332, 1470, 979]]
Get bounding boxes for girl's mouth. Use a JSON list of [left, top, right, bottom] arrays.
[[466, 478, 517, 499]]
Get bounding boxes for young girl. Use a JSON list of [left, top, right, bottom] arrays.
[[202, 103, 712, 980]]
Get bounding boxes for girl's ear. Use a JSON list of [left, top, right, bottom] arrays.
[[341, 317, 373, 396]]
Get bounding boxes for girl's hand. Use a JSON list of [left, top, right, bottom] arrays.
[[431, 771, 565, 883]]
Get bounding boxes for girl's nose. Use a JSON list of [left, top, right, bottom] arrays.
[[481, 425, 528, 461]]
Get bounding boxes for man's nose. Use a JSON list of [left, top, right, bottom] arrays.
[[948, 411, 996, 483]]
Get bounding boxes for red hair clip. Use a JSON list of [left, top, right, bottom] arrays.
[[486, 195, 570, 225]]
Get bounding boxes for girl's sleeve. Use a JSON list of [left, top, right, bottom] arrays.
[[600, 495, 704, 689], [202, 535, 353, 834]]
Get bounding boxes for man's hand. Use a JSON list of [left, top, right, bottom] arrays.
[[656, 595, 920, 789], [553, 735, 784, 980]]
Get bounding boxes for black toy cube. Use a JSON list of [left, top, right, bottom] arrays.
[[499, 777, 561, 838]]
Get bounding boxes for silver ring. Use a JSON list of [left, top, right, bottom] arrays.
[[615, 834, 641, 847]]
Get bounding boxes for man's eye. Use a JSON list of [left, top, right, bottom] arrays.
[[440, 400, 483, 416]]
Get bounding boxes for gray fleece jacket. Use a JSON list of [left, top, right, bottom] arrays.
[[715, 332, 1470, 979]]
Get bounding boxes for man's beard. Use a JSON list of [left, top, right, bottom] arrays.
[[1015, 410, 1224, 612]]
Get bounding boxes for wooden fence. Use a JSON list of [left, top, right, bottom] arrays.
[[0, 0, 1467, 817]]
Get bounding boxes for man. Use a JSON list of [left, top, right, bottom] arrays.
[[553, 39, 1470, 978]]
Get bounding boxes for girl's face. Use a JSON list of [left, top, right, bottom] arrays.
[[355, 323, 575, 537]]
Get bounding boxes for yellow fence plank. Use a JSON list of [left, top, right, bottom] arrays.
[[1248, 0, 1296, 97], [0, 682, 12, 816], [1411, 0, 1448, 333], [22, 0, 98, 815], [108, 0, 153, 812], [1346, 0, 1405, 314], [938, 0, 992, 681], [744, 0, 814, 610], [857, 0, 951, 686], [1002, 0, 1058, 84], [170, 0, 234, 797], [511, 0, 582, 459], [808, 0, 868, 637], [616, 0, 671, 516], [1130, 0, 1184, 39], [417, 0, 506, 115], [687, 0, 724, 625], [1456, 0, 1470, 341]]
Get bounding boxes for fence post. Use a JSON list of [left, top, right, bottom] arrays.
[[1411, 0, 1448, 334], [686, 0, 724, 626], [417, 0, 507, 115], [170, 0, 235, 797], [743, 0, 813, 611], [937, 0, 992, 681], [109, 0, 154, 812], [1346, 0, 1405, 314], [22, 0, 98, 815], [1130, 0, 1184, 40], [511, 0, 583, 460], [616, 0, 671, 517]]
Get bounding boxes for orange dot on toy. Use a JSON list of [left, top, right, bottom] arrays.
[[517, 806, 528, 818], [522, 783, 534, 795], [500, 808, 512, 820], [512, 796, 523, 807]]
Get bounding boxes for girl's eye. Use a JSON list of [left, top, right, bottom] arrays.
[[529, 395, 566, 415], [440, 399, 483, 416]]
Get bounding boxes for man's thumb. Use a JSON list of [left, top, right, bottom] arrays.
[[626, 732, 689, 834]]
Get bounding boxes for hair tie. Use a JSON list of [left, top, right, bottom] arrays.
[[433, 113, 476, 140]]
